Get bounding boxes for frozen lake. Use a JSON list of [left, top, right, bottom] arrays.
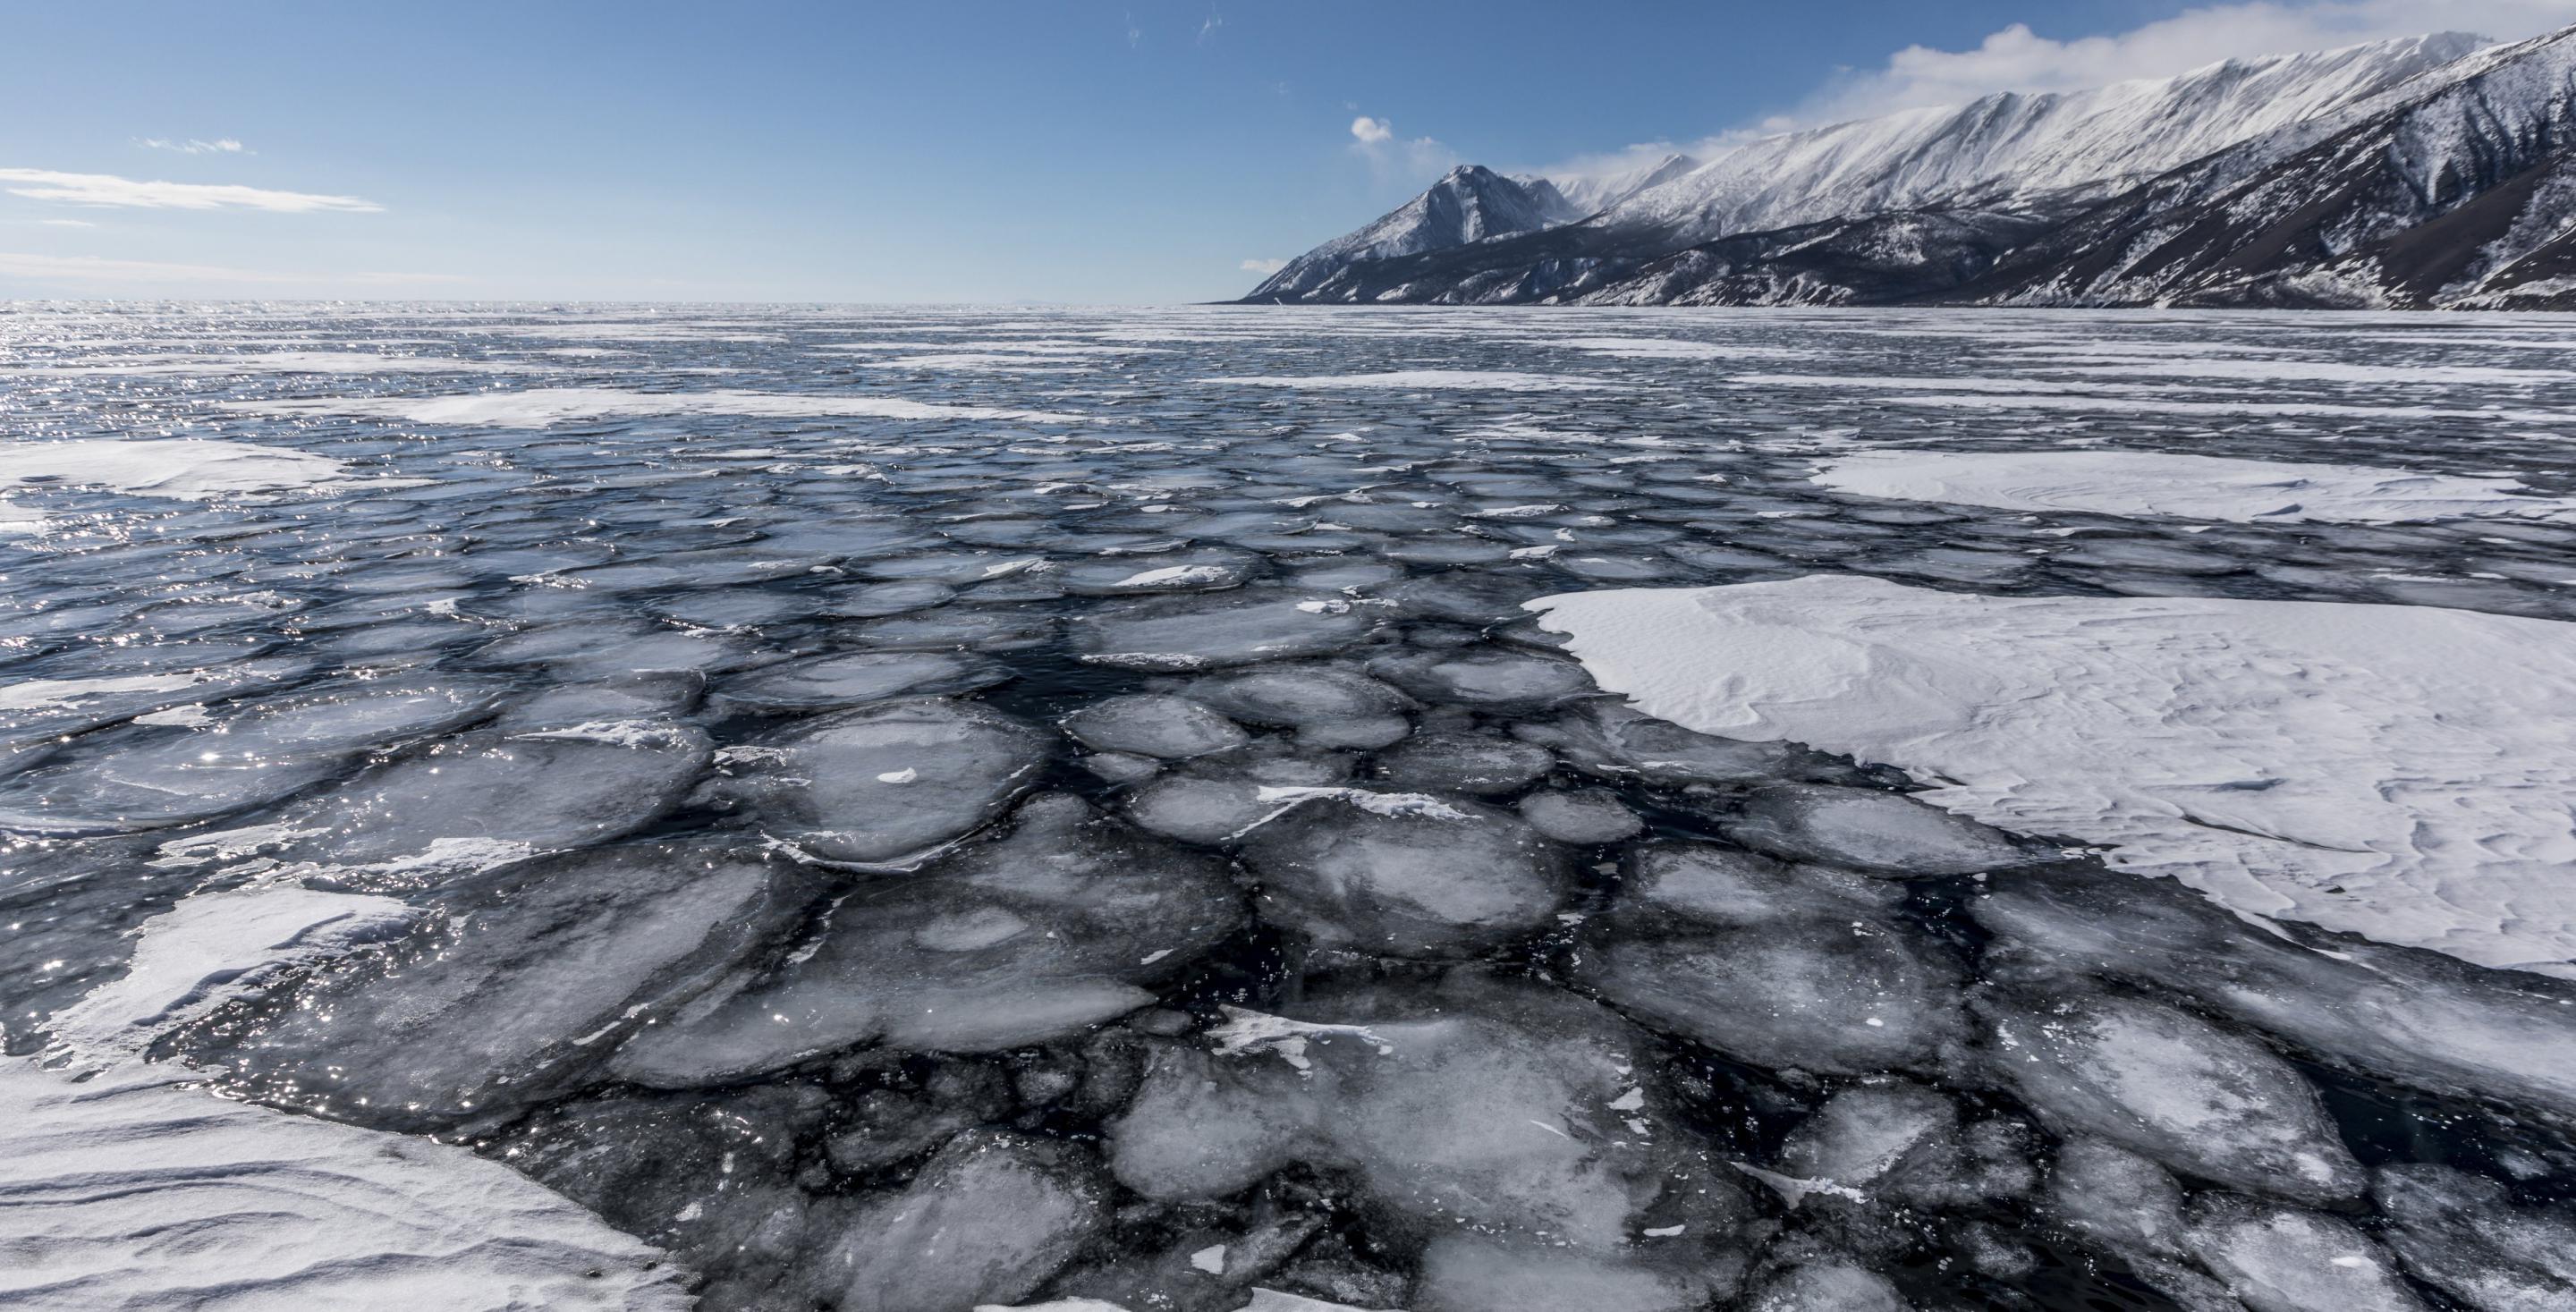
[[4, 303, 2575, 1311]]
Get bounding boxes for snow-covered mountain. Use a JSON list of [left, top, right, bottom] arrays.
[[1245, 26, 2576, 309], [1597, 31, 2483, 244], [1543, 151, 1701, 217], [1959, 25, 2576, 309], [1246, 165, 1580, 299]]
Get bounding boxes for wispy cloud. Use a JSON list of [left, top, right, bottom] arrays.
[[1124, 8, 1140, 47], [36, 218, 97, 228], [136, 137, 247, 155], [0, 251, 456, 285], [1347, 114, 1462, 186], [0, 168, 381, 213], [1239, 258, 1286, 273], [1198, 6, 1223, 44]]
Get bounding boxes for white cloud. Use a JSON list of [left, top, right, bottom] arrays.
[[1345, 114, 1462, 186], [136, 137, 247, 155], [37, 218, 96, 228], [1239, 258, 1286, 273], [0, 252, 455, 286], [1798, 0, 2576, 124], [0, 168, 381, 213]]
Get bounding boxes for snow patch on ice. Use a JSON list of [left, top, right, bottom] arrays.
[[0, 1060, 687, 1309], [1111, 564, 1235, 589], [0, 439, 386, 521], [1207, 1005, 1397, 1072], [1248, 785, 1474, 827], [981, 1295, 1389, 1312], [1813, 449, 2576, 524], [1530, 576, 2576, 976], [40, 879, 419, 1071], [0, 671, 212, 714]]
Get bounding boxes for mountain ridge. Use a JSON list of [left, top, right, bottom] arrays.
[[1243, 26, 2576, 309]]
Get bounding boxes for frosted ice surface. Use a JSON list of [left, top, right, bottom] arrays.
[[1513, 700, 1817, 785], [1724, 783, 2033, 876], [2185, 1198, 2426, 1312], [712, 650, 1010, 714], [180, 843, 804, 1130], [1078, 594, 1385, 669], [1775, 1082, 1959, 1189], [1979, 989, 2364, 1203], [2043, 1138, 2194, 1257], [714, 698, 1046, 868], [1574, 908, 1968, 1075], [2371, 1164, 2576, 1311], [1179, 664, 1416, 746], [245, 724, 712, 872], [1414, 1236, 1726, 1312], [1621, 842, 1904, 927], [1515, 789, 1643, 843], [230, 385, 1080, 425], [1743, 1264, 1911, 1312], [1062, 694, 1250, 759], [809, 1130, 1110, 1312], [1109, 975, 1750, 1261], [0, 681, 498, 836], [1235, 792, 1572, 955], [1976, 865, 2576, 1120], [1370, 732, 1555, 795], [612, 796, 1241, 1083], [1123, 774, 1287, 845], [1369, 648, 1597, 709]]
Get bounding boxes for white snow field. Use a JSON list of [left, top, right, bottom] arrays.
[[0, 1060, 687, 1310], [1810, 449, 2576, 524], [1530, 575, 2576, 977]]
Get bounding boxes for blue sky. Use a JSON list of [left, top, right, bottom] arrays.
[[2, 0, 2568, 302]]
